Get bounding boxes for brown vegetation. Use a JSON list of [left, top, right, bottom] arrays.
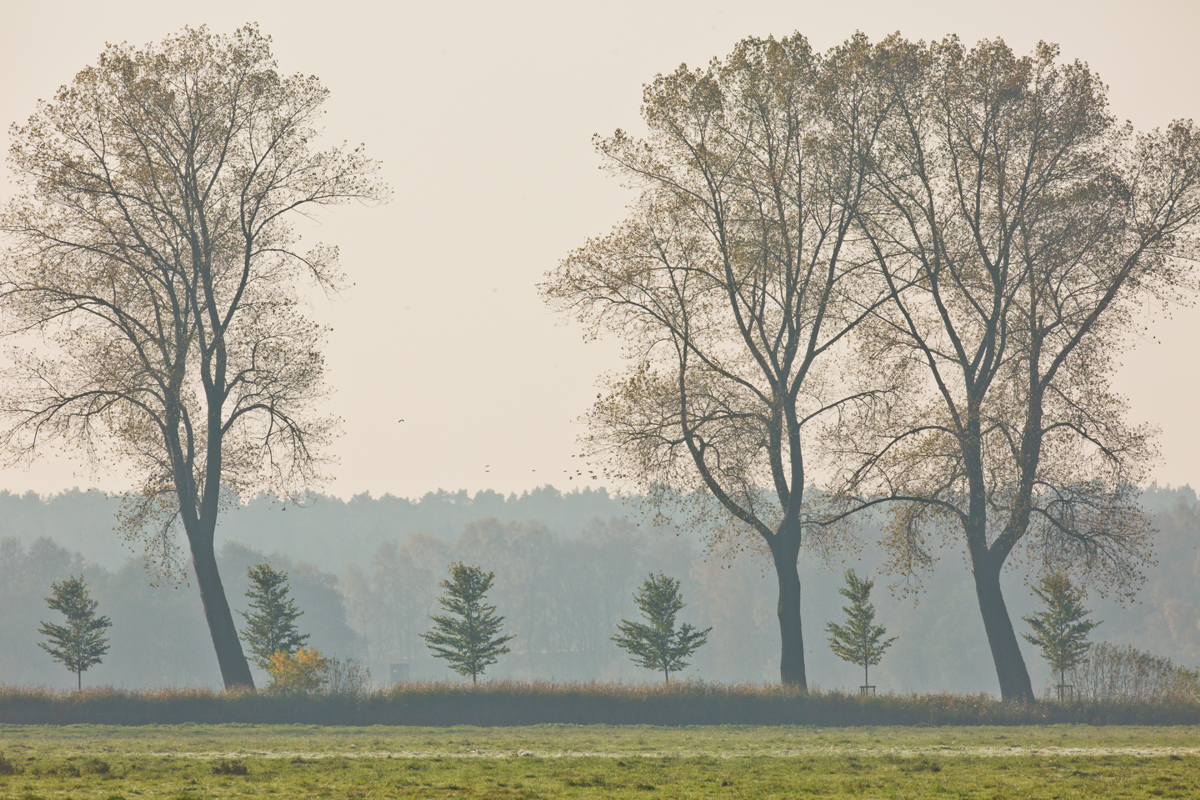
[[0, 682, 1196, 726]]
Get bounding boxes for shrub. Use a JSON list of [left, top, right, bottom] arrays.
[[266, 647, 328, 694], [322, 657, 372, 697], [1068, 642, 1200, 701]]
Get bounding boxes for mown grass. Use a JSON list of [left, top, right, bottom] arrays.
[[5, 722, 1200, 755], [1, 724, 1198, 798], [3, 682, 1199, 726]]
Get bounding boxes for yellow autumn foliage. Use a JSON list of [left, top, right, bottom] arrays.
[[266, 648, 328, 693]]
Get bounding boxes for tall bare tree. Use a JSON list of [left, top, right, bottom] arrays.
[[834, 37, 1200, 700], [1, 25, 387, 689], [543, 34, 896, 687]]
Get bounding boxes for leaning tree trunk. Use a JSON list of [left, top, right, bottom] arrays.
[[771, 533, 807, 689], [187, 522, 255, 690], [970, 552, 1034, 702]]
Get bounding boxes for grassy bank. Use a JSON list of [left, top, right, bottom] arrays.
[[2, 682, 1199, 726]]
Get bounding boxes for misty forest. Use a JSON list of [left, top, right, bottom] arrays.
[[1, 23, 1200, 710], [2, 483, 1198, 695]]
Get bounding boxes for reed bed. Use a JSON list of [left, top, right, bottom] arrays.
[[1, 681, 1197, 726]]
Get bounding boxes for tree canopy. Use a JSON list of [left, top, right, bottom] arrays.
[[830, 35, 1200, 700], [544, 32, 897, 688], [548, 31, 1200, 699], [1, 24, 387, 688]]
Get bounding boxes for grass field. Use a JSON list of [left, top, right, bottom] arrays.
[[2, 724, 1198, 798]]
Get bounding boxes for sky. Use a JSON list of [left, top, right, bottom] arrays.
[[1, 0, 1198, 501]]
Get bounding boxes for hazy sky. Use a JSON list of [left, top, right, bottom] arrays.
[[1, 0, 1198, 500]]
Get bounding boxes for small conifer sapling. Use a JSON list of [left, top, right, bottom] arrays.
[[420, 563, 514, 684], [825, 569, 896, 693], [612, 572, 711, 683], [1022, 573, 1101, 700], [239, 563, 308, 671], [38, 575, 112, 690]]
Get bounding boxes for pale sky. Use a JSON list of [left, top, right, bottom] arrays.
[[1, 0, 1198, 500]]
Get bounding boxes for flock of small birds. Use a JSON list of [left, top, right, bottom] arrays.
[[397, 417, 600, 482]]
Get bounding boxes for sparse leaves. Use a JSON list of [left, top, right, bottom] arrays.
[[824, 34, 1200, 700], [0, 24, 386, 689], [542, 33, 899, 688]]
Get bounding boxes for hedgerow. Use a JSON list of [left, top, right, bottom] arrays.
[[1, 681, 1197, 726]]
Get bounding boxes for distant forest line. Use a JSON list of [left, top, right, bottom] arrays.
[[1, 484, 1197, 693]]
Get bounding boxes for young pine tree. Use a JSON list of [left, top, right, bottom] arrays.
[[825, 569, 896, 692], [612, 572, 711, 683], [239, 564, 308, 670], [1022, 574, 1101, 700], [38, 575, 112, 690], [420, 563, 514, 684]]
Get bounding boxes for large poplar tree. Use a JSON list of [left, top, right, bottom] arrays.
[[834, 36, 1200, 700], [543, 33, 896, 688], [1, 25, 386, 689]]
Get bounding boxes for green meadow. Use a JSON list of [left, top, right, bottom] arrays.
[[2, 724, 1198, 798]]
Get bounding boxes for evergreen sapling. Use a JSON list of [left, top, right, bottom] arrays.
[[38, 574, 112, 689], [612, 572, 710, 683], [420, 563, 514, 683], [239, 563, 308, 670], [825, 569, 896, 692]]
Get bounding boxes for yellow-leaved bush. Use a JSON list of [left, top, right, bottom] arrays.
[[266, 648, 328, 694]]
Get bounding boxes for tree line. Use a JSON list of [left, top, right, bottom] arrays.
[[5, 488, 1200, 695], [2, 26, 1199, 698], [32, 528, 1199, 701]]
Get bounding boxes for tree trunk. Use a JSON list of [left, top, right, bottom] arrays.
[[773, 550, 807, 689], [971, 556, 1034, 702], [188, 531, 255, 690], [77, 670, 81, 691]]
